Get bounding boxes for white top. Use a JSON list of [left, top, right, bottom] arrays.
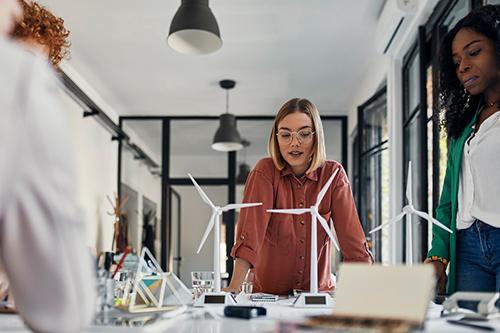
[[0, 38, 95, 332], [456, 109, 500, 230]]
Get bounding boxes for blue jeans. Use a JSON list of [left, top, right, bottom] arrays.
[[456, 220, 500, 309]]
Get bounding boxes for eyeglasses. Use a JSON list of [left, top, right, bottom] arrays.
[[276, 129, 316, 144]]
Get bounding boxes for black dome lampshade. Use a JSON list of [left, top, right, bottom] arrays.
[[167, 0, 222, 55], [212, 80, 243, 152]]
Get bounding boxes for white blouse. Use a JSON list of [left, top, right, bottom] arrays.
[[0, 38, 95, 332], [456, 109, 500, 230]]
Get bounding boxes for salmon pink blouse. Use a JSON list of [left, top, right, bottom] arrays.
[[231, 158, 373, 295]]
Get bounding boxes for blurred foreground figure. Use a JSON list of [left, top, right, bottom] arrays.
[[0, 0, 95, 332]]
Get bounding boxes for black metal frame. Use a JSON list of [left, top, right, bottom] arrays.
[[169, 187, 182, 276], [119, 115, 348, 275], [401, 38, 428, 263], [399, 0, 482, 263], [61, 72, 159, 176], [356, 86, 388, 262]]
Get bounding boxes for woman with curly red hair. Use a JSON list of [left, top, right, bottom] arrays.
[[10, 0, 70, 67], [0, 1, 95, 331]]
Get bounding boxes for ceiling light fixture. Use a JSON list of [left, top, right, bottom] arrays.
[[212, 80, 243, 152], [167, 0, 222, 55]]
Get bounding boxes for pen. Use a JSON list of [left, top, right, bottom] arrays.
[[447, 319, 494, 331], [112, 247, 129, 279]]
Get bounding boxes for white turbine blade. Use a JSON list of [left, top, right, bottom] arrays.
[[196, 211, 216, 254], [406, 161, 412, 206], [316, 214, 340, 251], [369, 211, 406, 234], [188, 173, 215, 208], [413, 210, 453, 234], [266, 208, 310, 215], [223, 202, 262, 211], [315, 168, 340, 207]]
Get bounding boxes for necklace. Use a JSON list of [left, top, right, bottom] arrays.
[[486, 99, 500, 107]]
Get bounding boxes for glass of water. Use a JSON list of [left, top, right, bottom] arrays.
[[191, 271, 214, 299], [241, 270, 254, 294]]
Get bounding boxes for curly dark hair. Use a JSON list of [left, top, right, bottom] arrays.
[[438, 4, 500, 139], [10, 0, 70, 67]]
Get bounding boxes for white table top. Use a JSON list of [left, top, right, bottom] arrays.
[[1, 301, 499, 332]]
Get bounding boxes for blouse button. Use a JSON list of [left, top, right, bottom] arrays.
[[240, 235, 245, 240], [296, 281, 300, 285], [299, 202, 304, 207], [300, 221, 305, 225], [298, 270, 303, 274], [299, 256, 305, 260], [299, 239, 305, 243], [297, 184, 301, 189]]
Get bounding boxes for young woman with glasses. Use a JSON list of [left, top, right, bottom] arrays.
[[224, 98, 373, 295]]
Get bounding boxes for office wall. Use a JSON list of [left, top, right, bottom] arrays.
[[58, 90, 118, 252]]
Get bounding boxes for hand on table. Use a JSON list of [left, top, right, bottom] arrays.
[[222, 285, 241, 293], [424, 258, 447, 294]]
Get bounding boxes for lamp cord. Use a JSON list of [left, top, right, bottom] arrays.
[[226, 89, 229, 114]]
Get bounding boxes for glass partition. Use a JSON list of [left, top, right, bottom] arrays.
[[120, 120, 163, 262], [170, 120, 227, 178]]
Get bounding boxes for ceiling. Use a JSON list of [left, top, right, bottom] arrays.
[[40, 0, 386, 117]]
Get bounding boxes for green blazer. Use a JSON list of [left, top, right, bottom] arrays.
[[427, 110, 480, 294]]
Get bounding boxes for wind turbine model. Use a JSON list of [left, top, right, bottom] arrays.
[[189, 174, 262, 306], [267, 168, 340, 307], [369, 161, 453, 265]]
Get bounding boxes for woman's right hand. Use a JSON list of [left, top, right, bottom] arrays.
[[222, 285, 241, 293], [424, 258, 447, 294], [223, 258, 251, 294]]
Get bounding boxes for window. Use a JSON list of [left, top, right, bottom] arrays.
[[402, 42, 428, 264], [400, 0, 472, 263], [357, 87, 389, 263]]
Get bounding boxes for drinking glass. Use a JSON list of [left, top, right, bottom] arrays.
[[191, 271, 214, 299], [241, 271, 254, 294]]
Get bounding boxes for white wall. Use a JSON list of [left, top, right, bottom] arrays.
[[58, 74, 164, 261], [59, 90, 118, 252]]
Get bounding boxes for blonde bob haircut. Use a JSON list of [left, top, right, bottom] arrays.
[[268, 98, 326, 174]]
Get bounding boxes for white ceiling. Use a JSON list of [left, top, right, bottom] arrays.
[[40, 0, 385, 117]]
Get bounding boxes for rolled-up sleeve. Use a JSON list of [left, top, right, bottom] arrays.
[[231, 165, 274, 268], [331, 166, 373, 263]]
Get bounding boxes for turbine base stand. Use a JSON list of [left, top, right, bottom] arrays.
[[293, 292, 333, 308], [194, 292, 238, 307]]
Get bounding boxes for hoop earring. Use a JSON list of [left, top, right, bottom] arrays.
[[463, 88, 471, 110]]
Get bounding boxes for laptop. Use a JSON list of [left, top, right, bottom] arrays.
[[306, 264, 435, 331]]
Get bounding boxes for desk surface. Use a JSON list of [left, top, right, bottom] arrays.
[[1, 302, 499, 332]]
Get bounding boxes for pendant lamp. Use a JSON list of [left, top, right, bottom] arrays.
[[212, 80, 243, 152], [167, 0, 222, 55]]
